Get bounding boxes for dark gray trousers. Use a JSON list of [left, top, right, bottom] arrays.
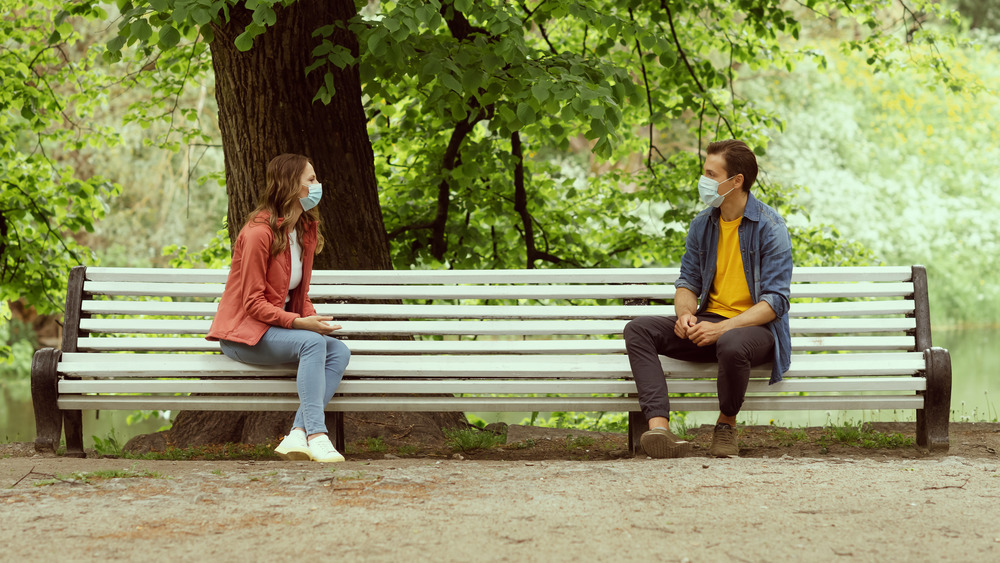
[[623, 314, 774, 420]]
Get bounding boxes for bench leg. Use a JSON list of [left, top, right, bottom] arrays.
[[63, 410, 86, 458], [31, 348, 63, 454], [628, 410, 645, 456], [332, 412, 346, 453], [917, 347, 951, 451]]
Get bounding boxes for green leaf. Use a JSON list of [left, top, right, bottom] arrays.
[[462, 68, 483, 92], [107, 34, 127, 53], [440, 73, 462, 93], [157, 24, 180, 49], [516, 102, 534, 124], [530, 82, 549, 102], [191, 7, 214, 26]]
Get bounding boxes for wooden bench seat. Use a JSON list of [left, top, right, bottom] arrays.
[[31, 265, 952, 457]]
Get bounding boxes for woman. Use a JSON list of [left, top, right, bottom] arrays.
[[207, 153, 350, 463]]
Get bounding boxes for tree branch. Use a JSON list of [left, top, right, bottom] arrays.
[[629, 9, 657, 178], [660, 0, 736, 139], [440, 1, 488, 41], [511, 132, 576, 268], [430, 109, 485, 259]]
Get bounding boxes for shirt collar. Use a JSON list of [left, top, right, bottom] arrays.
[[711, 191, 761, 223]]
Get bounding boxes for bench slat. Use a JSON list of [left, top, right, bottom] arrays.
[[58, 377, 927, 394], [75, 335, 916, 353], [79, 300, 916, 319], [77, 317, 918, 336], [81, 281, 916, 300], [57, 352, 926, 378], [57, 394, 924, 412], [82, 266, 915, 284]]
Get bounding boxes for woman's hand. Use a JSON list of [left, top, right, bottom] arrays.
[[291, 315, 342, 335]]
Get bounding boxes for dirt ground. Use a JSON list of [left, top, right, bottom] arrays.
[[2, 422, 999, 561]]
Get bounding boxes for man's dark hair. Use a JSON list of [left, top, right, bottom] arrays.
[[706, 139, 758, 193]]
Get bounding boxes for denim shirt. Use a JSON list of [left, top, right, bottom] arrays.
[[675, 192, 793, 383]]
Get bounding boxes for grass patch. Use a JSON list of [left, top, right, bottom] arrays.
[[91, 429, 124, 457], [564, 435, 595, 450], [122, 442, 279, 461], [444, 427, 505, 453], [818, 422, 914, 449], [34, 466, 165, 487], [364, 437, 386, 453], [396, 445, 419, 456], [768, 427, 809, 447]]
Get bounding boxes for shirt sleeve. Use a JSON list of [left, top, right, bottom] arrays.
[[237, 226, 298, 329], [757, 216, 793, 319]]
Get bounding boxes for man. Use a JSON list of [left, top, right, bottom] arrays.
[[624, 139, 793, 458]]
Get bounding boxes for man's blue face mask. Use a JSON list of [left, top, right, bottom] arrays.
[[697, 175, 737, 208]]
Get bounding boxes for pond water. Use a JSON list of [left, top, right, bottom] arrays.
[[1, 328, 997, 446]]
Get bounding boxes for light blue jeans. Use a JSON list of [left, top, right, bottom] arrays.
[[220, 327, 351, 436]]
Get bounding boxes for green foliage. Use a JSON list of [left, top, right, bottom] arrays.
[[5, 0, 977, 321], [521, 411, 628, 433], [91, 428, 125, 457], [162, 218, 232, 268], [744, 31, 1000, 324], [0, 2, 124, 313], [0, 308, 34, 381]]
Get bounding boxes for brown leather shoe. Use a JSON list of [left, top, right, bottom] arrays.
[[639, 427, 692, 458], [709, 423, 739, 458]]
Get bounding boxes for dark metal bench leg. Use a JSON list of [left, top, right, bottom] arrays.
[[333, 412, 346, 452], [63, 410, 86, 458], [31, 348, 63, 454], [917, 347, 951, 451], [628, 410, 645, 456]]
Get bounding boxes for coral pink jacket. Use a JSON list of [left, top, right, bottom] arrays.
[[206, 212, 318, 345]]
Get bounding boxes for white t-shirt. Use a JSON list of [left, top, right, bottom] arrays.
[[285, 229, 303, 304]]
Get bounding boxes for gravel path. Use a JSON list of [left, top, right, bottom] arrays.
[[2, 453, 998, 561]]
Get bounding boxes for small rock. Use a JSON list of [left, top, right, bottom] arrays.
[[384, 454, 399, 460], [452, 453, 465, 460]]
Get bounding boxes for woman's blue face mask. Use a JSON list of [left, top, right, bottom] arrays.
[[299, 183, 322, 212]]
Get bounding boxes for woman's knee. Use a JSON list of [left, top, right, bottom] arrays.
[[297, 331, 328, 354], [326, 336, 351, 361]]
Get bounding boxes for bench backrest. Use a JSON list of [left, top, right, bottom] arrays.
[[64, 265, 931, 362]]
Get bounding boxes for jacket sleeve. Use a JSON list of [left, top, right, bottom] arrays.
[[302, 293, 317, 318], [237, 226, 298, 329], [674, 219, 703, 297], [757, 216, 793, 319]]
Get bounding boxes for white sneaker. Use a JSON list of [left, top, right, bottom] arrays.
[[274, 428, 311, 461], [307, 434, 345, 463]]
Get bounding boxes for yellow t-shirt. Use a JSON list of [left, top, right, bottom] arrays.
[[704, 216, 754, 318]]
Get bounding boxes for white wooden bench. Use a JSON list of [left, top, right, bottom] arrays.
[[31, 265, 952, 457]]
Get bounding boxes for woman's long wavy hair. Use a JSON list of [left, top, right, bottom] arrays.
[[249, 153, 325, 257]]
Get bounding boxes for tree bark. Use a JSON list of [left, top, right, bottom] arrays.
[[211, 1, 390, 269], [130, 0, 465, 451]]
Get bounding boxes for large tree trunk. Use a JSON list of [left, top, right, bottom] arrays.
[[212, 1, 390, 268], [124, 1, 464, 453]]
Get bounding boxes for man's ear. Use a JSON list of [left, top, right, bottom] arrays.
[[734, 173, 745, 191]]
